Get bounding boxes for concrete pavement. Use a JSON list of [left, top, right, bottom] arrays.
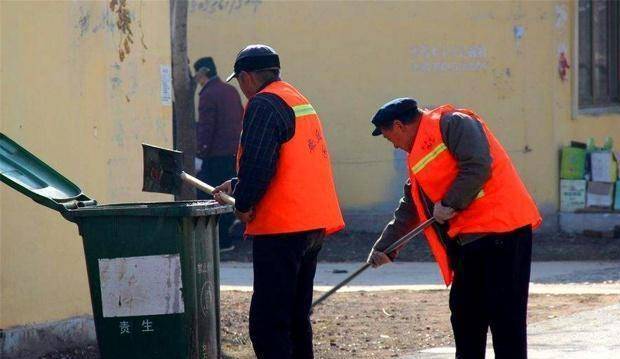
[[407, 303, 620, 358], [220, 261, 620, 294]]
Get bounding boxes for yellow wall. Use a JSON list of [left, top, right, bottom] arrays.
[[2, 0, 619, 331], [1, 0, 172, 328], [188, 0, 619, 216]]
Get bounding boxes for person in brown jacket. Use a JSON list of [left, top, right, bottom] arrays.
[[194, 57, 243, 251]]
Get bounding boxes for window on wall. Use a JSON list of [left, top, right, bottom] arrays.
[[578, 0, 620, 109]]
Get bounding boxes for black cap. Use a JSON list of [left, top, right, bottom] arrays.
[[194, 57, 217, 77], [226, 44, 280, 82], [371, 98, 419, 136]]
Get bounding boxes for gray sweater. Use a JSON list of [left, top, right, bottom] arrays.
[[372, 112, 492, 255]]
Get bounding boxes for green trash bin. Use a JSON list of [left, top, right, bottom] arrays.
[[0, 133, 232, 358]]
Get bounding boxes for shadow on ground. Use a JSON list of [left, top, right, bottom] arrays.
[[221, 230, 620, 263]]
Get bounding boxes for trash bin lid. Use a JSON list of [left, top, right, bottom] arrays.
[[0, 133, 95, 213]]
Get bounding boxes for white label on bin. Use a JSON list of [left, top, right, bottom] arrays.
[[99, 254, 185, 318]]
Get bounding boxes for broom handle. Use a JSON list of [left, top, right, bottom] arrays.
[[180, 172, 236, 206], [311, 217, 436, 308]]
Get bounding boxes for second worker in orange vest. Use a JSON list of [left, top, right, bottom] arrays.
[[367, 98, 541, 359], [213, 44, 345, 359]]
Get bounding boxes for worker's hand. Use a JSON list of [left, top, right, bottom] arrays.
[[213, 180, 233, 205], [234, 208, 255, 223], [213, 180, 233, 195], [367, 250, 391, 268], [433, 201, 455, 224]]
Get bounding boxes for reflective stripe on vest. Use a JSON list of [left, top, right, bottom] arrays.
[[412, 143, 447, 174], [412, 143, 484, 200], [237, 81, 345, 236], [292, 104, 317, 117]]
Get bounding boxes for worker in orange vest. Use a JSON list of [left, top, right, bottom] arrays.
[[367, 98, 541, 359], [213, 44, 345, 359]]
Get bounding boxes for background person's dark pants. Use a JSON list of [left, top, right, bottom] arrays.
[[249, 230, 325, 359], [449, 226, 532, 359], [197, 155, 236, 248]]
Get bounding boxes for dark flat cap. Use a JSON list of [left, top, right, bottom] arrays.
[[226, 44, 280, 82], [371, 98, 419, 136]]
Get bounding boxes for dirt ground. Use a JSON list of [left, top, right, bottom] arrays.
[[219, 291, 620, 359], [40, 292, 619, 359], [40, 230, 620, 359]]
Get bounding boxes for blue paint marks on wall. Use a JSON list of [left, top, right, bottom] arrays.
[[190, 0, 263, 15], [388, 148, 409, 200], [110, 76, 122, 90], [78, 13, 90, 37]]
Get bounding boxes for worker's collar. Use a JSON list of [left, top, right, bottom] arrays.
[[256, 78, 281, 93], [199, 76, 221, 94]]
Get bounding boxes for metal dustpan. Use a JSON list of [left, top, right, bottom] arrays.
[[142, 143, 235, 205], [142, 143, 184, 196]]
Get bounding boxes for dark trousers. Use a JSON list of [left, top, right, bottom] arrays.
[[449, 226, 532, 359], [249, 230, 325, 359], [197, 155, 236, 248]]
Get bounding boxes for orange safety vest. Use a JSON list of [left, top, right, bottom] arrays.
[[237, 81, 345, 236], [408, 104, 541, 285]]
